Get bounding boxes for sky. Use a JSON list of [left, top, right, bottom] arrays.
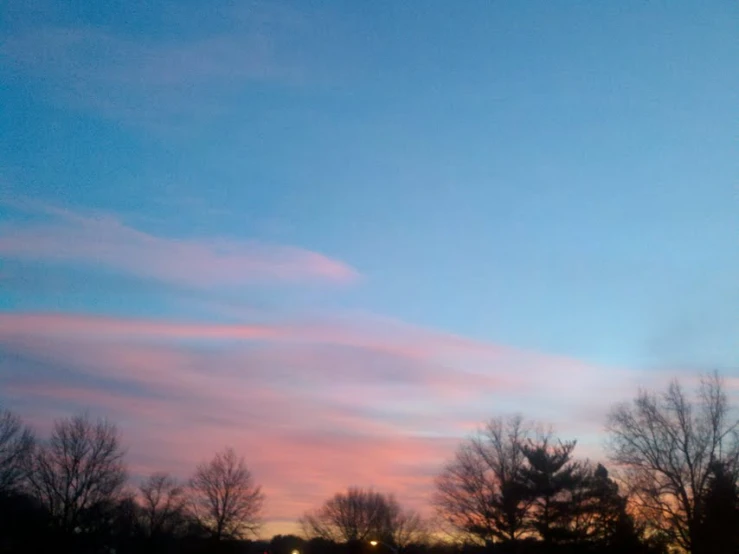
[[1, 0, 738, 537]]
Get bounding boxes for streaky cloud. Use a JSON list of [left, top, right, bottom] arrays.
[[0, 202, 358, 286], [0, 309, 657, 535]]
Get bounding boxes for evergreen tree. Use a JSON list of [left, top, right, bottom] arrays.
[[571, 463, 649, 551], [519, 437, 583, 546], [489, 474, 532, 543], [571, 464, 627, 543], [694, 461, 739, 554]]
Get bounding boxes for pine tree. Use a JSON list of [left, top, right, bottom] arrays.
[[573, 463, 647, 550], [488, 472, 532, 543], [574, 464, 626, 542], [519, 437, 583, 546], [694, 461, 739, 554]]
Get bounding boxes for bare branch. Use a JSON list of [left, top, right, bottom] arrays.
[[606, 372, 739, 552], [300, 487, 425, 548], [26, 413, 127, 533], [188, 447, 264, 540], [433, 415, 533, 543], [0, 407, 35, 494], [138, 472, 187, 538]]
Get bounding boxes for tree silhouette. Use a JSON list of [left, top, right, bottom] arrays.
[[391, 503, 428, 549], [301, 487, 425, 548], [563, 462, 646, 549], [606, 372, 739, 553], [0, 407, 35, 495], [694, 461, 739, 554], [26, 413, 127, 535], [434, 415, 532, 544], [189, 446, 264, 541], [580, 464, 631, 542], [519, 435, 583, 546], [138, 472, 188, 539], [0, 490, 51, 552], [270, 533, 307, 554]]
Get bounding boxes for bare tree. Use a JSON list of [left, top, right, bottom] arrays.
[[189, 447, 264, 540], [301, 487, 389, 543], [606, 372, 739, 553], [434, 415, 533, 544], [26, 413, 127, 533], [301, 487, 425, 548], [390, 503, 428, 549], [0, 407, 35, 494], [138, 472, 188, 538]]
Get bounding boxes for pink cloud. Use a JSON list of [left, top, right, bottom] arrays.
[[0, 312, 280, 341], [0, 310, 649, 536], [0, 311, 602, 399], [0, 204, 357, 286], [3, 379, 454, 535]]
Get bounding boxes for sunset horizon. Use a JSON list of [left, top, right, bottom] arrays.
[[1, 1, 737, 550]]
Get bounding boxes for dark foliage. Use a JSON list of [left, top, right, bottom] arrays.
[[519, 437, 582, 545], [693, 461, 739, 554]]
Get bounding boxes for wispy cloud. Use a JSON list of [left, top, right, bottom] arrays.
[[0, 308, 649, 534], [0, 203, 358, 286], [0, 310, 614, 394], [3, 378, 455, 526], [0, 312, 529, 406], [0, 2, 320, 129]]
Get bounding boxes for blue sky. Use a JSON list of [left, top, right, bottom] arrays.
[[1, 0, 738, 534]]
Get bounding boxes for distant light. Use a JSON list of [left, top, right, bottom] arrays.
[[370, 541, 379, 546], [292, 550, 300, 554]]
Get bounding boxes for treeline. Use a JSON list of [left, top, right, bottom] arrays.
[[431, 372, 739, 554], [0, 411, 265, 553], [1, 372, 738, 554]]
